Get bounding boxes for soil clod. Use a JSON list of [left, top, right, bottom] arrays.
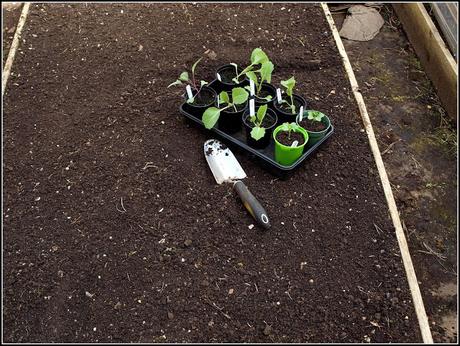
[[263, 325, 272, 336]]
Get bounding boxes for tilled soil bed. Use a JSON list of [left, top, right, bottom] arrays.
[[3, 3, 422, 343]]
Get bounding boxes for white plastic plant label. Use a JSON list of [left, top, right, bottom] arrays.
[[298, 106, 304, 122], [185, 85, 194, 100], [216, 73, 222, 82], [291, 140, 299, 148], [249, 79, 255, 96], [249, 98, 255, 116], [276, 88, 282, 103]]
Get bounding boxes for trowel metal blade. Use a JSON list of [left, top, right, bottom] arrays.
[[204, 139, 247, 184]]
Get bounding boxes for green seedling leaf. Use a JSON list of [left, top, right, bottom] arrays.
[[279, 122, 291, 132], [219, 91, 230, 105], [307, 110, 324, 122], [200, 80, 208, 87], [245, 71, 258, 83], [202, 107, 221, 129], [256, 104, 268, 124], [232, 87, 249, 105], [250, 48, 269, 65], [179, 71, 190, 82], [289, 122, 300, 131], [191, 57, 203, 75], [167, 80, 183, 88], [280, 76, 295, 96], [251, 126, 266, 141], [260, 61, 274, 84]]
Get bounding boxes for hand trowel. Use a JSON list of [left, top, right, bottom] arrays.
[[204, 139, 271, 229]]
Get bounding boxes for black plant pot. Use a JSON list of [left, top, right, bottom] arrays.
[[218, 101, 248, 134], [242, 107, 278, 149], [254, 82, 277, 107], [215, 64, 249, 91], [273, 94, 307, 125], [182, 86, 217, 117]]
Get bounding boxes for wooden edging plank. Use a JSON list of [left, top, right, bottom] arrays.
[[392, 3, 458, 124], [2, 2, 31, 97], [321, 3, 434, 344]]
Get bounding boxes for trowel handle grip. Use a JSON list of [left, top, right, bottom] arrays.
[[233, 180, 271, 229]]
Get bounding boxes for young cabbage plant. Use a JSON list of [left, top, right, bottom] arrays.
[[245, 60, 274, 101], [279, 122, 301, 139], [202, 87, 249, 129], [168, 57, 208, 103], [230, 48, 270, 84], [279, 76, 297, 114], [248, 104, 269, 141], [307, 110, 325, 122]]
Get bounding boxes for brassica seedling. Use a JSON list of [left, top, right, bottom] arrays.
[[307, 110, 325, 122], [245, 60, 274, 101], [168, 57, 208, 103], [202, 87, 249, 129], [247, 104, 270, 141], [230, 48, 270, 84], [279, 122, 301, 140], [279, 76, 297, 114]]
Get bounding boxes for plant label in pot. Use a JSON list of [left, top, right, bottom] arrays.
[[276, 88, 282, 103], [185, 85, 194, 102]]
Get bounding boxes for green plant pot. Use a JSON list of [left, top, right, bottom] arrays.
[[273, 125, 309, 166], [297, 111, 331, 145]]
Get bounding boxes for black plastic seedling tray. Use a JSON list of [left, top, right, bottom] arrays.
[[179, 80, 334, 179]]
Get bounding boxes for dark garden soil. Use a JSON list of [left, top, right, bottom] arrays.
[[3, 3, 423, 343], [256, 86, 275, 101], [299, 118, 328, 132], [2, 3, 23, 65], [276, 131, 305, 147]]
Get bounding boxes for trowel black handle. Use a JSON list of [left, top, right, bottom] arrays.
[[233, 180, 271, 229]]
